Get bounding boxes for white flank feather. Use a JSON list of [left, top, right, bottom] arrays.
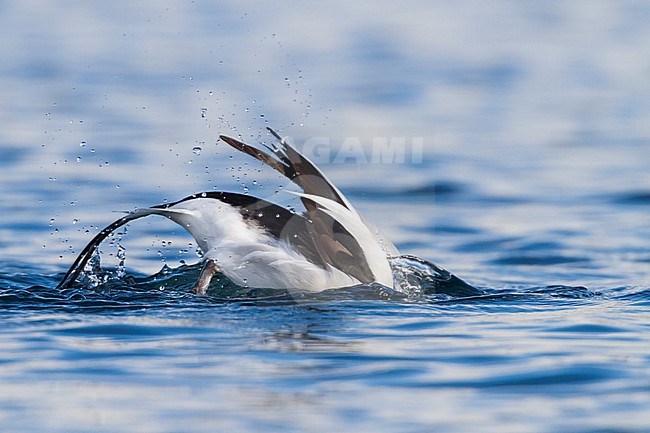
[[138, 198, 361, 291], [292, 192, 394, 288]]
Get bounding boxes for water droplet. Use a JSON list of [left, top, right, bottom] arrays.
[[192, 146, 202, 155], [72, 219, 78, 224], [200, 108, 207, 118], [80, 141, 86, 147], [76, 156, 81, 162]]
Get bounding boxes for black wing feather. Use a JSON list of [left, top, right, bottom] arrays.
[[220, 129, 350, 209], [57, 192, 339, 289], [56, 212, 150, 290], [220, 133, 377, 284]]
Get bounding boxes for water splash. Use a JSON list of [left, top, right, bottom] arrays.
[[391, 255, 483, 298], [0, 260, 645, 314], [49, 247, 484, 305], [116, 244, 127, 279]]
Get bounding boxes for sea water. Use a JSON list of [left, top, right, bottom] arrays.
[[1, 2, 649, 432]]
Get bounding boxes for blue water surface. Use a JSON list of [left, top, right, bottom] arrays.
[[1, 1, 649, 432]]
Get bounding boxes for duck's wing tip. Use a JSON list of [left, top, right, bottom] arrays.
[[266, 127, 282, 142], [220, 133, 291, 179], [222, 128, 352, 210], [55, 209, 156, 290]]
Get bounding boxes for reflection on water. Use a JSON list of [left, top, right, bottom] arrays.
[[1, 1, 649, 432]]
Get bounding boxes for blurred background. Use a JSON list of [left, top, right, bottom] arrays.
[[1, 1, 648, 287], [1, 4, 650, 432]]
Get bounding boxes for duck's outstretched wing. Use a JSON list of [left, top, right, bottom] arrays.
[[55, 209, 153, 290], [56, 191, 364, 289], [58, 129, 397, 290], [159, 191, 380, 284]]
